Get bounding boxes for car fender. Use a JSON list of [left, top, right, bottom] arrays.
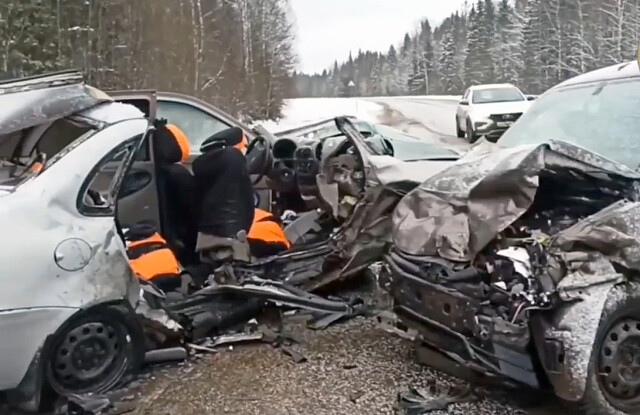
[[531, 273, 624, 402], [0, 307, 78, 392]]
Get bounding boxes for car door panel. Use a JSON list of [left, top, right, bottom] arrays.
[[107, 91, 162, 229]]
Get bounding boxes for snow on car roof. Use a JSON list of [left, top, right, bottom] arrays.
[[0, 72, 112, 135], [469, 83, 517, 90], [554, 61, 640, 89], [80, 102, 146, 125]]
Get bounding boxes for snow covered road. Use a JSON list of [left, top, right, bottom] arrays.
[[370, 96, 471, 152], [265, 96, 471, 152]]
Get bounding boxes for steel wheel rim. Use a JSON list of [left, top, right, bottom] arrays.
[[48, 318, 133, 395], [598, 318, 640, 412]]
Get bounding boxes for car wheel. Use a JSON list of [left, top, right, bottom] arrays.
[[456, 117, 465, 138], [581, 283, 640, 414], [46, 306, 143, 397], [466, 119, 477, 143]]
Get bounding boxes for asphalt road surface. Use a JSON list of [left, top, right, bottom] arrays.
[[125, 316, 574, 415]]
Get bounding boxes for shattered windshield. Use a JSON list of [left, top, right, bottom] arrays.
[[498, 78, 640, 170]]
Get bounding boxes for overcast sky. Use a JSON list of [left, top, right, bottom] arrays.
[[291, 0, 468, 74]]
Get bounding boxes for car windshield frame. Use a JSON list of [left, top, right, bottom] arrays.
[[472, 87, 525, 104], [497, 76, 640, 171]]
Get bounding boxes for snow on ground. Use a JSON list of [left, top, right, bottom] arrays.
[[255, 95, 467, 152], [259, 98, 385, 133], [369, 95, 462, 101]]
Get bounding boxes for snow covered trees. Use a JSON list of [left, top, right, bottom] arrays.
[[294, 0, 640, 97], [0, 0, 296, 120]]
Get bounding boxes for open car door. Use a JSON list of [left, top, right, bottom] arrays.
[[108, 90, 162, 229]]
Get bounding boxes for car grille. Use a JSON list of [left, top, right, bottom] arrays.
[[490, 113, 522, 122]]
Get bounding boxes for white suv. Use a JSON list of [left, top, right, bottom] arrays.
[[456, 83, 533, 143]]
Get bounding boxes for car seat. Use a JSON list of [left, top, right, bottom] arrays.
[[248, 208, 291, 257], [153, 121, 198, 265], [189, 128, 254, 285]]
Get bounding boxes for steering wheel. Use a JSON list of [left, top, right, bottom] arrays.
[[245, 136, 273, 185]]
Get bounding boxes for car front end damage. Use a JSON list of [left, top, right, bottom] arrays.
[[387, 140, 640, 406], [230, 118, 456, 293]]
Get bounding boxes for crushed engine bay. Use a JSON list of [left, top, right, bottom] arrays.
[[388, 140, 640, 394]]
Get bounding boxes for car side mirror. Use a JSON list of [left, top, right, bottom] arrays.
[[460, 100, 469, 106]]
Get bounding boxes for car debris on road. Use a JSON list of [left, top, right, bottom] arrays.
[[5, 60, 640, 415], [397, 382, 479, 414]]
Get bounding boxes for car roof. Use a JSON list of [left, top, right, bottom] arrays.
[[469, 84, 517, 91], [553, 61, 640, 89], [0, 71, 112, 135], [80, 101, 146, 124]]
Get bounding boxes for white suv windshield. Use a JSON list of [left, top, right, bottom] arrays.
[[498, 78, 640, 170], [472, 88, 524, 104]]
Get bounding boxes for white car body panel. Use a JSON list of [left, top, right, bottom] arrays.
[[0, 103, 146, 391]]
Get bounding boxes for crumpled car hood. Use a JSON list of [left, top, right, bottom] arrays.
[[392, 140, 640, 263], [367, 155, 455, 188]]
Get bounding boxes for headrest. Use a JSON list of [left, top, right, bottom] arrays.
[[154, 120, 190, 164], [200, 127, 248, 153]]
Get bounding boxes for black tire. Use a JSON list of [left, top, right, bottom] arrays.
[[466, 119, 478, 143], [581, 282, 640, 415], [45, 305, 144, 397], [456, 117, 465, 138]]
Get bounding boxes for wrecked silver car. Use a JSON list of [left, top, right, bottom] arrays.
[[0, 72, 148, 410], [0, 71, 459, 411], [387, 61, 640, 414]]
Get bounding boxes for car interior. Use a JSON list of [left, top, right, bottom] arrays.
[[0, 119, 95, 188]]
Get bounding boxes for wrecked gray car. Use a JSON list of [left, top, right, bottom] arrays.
[[161, 118, 459, 341], [386, 61, 640, 414], [216, 117, 459, 292]]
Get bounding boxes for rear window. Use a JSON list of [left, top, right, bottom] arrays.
[[472, 88, 524, 104]]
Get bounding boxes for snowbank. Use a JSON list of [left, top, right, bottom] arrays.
[[258, 98, 384, 133], [369, 95, 462, 101]]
